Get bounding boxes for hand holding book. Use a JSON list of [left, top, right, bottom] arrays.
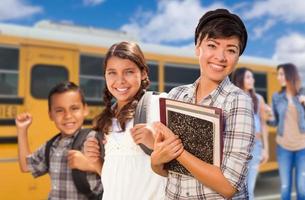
[[159, 98, 223, 176], [151, 126, 184, 165]]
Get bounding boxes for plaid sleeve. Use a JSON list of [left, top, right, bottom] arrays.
[[26, 143, 48, 178], [221, 92, 255, 192]]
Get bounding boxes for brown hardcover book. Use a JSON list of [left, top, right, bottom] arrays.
[[159, 98, 223, 176]]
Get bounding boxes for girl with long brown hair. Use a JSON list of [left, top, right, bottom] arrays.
[[85, 41, 166, 200], [268, 63, 305, 200], [231, 67, 269, 200]]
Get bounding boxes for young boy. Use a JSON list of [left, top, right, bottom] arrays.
[[16, 81, 103, 199], [151, 8, 254, 199]]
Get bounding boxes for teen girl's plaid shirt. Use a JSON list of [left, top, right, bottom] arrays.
[[166, 77, 254, 200], [26, 130, 102, 200]]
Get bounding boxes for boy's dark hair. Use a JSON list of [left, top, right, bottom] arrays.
[[48, 81, 86, 111], [195, 8, 248, 55]]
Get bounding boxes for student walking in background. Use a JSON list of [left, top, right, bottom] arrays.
[[16, 81, 103, 199], [268, 63, 305, 200], [232, 67, 269, 200], [84, 41, 166, 200], [150, 8, 254, 199]]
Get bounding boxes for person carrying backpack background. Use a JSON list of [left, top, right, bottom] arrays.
[[16, 81, 103, 200], [83, 41, 167, 200]]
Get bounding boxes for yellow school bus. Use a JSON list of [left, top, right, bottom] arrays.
[[0, 21, 279, 199]]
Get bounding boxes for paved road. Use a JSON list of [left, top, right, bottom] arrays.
[[254, 170, 296, 200]]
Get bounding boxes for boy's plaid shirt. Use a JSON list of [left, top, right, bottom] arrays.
[[165, 77, 254, 199], [26, 130, 102, 200]]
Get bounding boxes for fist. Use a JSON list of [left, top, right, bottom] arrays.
[[15, 112, 32, 129]]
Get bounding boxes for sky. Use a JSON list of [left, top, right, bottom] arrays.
[[2, 0, 305, 73]]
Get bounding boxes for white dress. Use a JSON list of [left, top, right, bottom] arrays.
[[101, 93, 167, 200]]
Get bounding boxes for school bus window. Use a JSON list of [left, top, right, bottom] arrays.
[[253, 72, 267, 102], [80, 78, 104, 102], [164, 63, 199, 92], [31, 65, 68, 99], [80, 55, 104, 76], [0, 47, 19, 70], [147, 61, 158, 91], [0, 47, 19, 97], [80, 55, 104, 102], [0, 72, 18, 97]]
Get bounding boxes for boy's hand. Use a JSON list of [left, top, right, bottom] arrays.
[[67, 150, 90, 170], [15, 112, 32, 131], [130, 124, 154, 149], [68, 150, 102, 174], [84, 137, 101, 162]]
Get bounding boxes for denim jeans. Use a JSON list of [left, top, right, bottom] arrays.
[[247, 140, 262, 200], [277, 145, 305, 200]]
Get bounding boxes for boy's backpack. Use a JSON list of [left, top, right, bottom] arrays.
[[134, 91, 160, 155], [45, 128, 104, 200]]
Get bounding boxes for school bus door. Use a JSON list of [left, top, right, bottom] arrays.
[[11, 44, 77, 199]]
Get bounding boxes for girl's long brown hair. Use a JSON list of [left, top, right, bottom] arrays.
[[93, 41, 150, 134], [231, 67, 258, 113], [277, 63, 301, 96]]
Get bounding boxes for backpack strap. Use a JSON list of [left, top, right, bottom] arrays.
[[71, 128, 102, 200], [45, 133, 61, 171], [134, 91, 159, 155], [95, 131, 105, 160], [44, 129, 103, 199], [134, 92, 151, 124]]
